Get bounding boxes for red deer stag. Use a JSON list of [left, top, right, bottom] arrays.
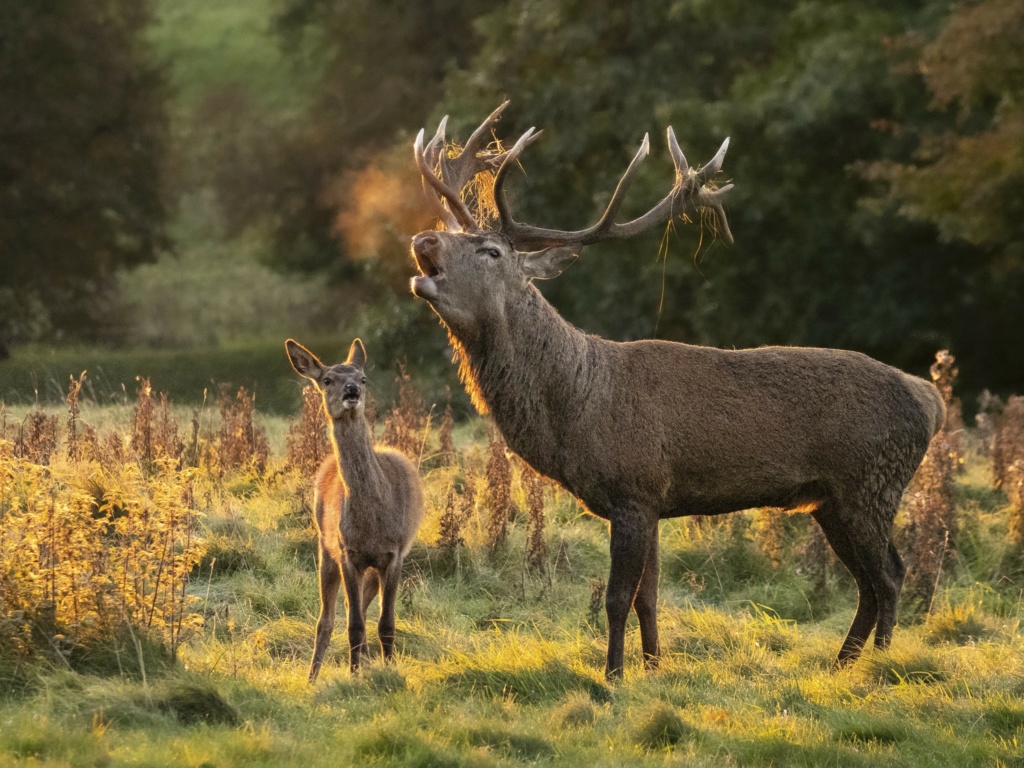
[[408, 103, 944, 679], [286, 338, 424, 681]]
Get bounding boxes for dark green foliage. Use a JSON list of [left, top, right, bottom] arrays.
[[0, 0, 167, 352], [827, 711, 913, 744], [156, 681, 239, 726], [862, 650, 947, 686], [352, 727, 464, 768], [456, 727, 554, 760], [631, 702, 697, 750], [440, 660, 611, 706]]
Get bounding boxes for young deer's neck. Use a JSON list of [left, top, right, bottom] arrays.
[[328, 412, 385, 496], [452, 284, 594, 476]]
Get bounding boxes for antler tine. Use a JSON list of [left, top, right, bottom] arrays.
[[695, 183, 735, 244], [687, 136, 733, 244], [696, 137, 730, 182], [492, 127, 543, 239], [415, 128, 471, 231], [415, 126, 477, 232], [423, 116, 449, 168], [589, 133, 651, 233], [666, 127, 690, 177], [438, 101, 513, 194]]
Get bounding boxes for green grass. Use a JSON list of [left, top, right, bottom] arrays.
[[2, 408, 1023, 766], [0, 337, 458, 415]]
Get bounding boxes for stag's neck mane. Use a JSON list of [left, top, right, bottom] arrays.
[[448, 282, 595, 473], [329, 414, 386, 498]]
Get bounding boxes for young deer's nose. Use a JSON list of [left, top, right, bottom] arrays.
[[343, 382, 360, 397], [413, 232, 440, 256]]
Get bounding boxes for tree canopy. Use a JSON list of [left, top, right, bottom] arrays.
[[0, 0, 167, 355], [1, 0, 1021, 392]]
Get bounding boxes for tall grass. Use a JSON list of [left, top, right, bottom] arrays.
[[1, 361, 1023, 767]]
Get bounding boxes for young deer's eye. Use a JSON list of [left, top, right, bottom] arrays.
[[361, 376, 367, 384], [323, 378, 332, 386]]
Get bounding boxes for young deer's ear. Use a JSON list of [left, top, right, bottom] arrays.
[[285, 339, 325, 382], [346, 338, 367, 369], [521, 245, 580, 280]]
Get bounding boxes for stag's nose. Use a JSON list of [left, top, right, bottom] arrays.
[[413, 232, 440, 256]]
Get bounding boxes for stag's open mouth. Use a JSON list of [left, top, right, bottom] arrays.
[[412, 248, 443, 279], [411, 244, 444, 301]]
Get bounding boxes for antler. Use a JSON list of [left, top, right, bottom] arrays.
[[414, 101, 542, 232], [414, 103, 734, 245], [494, 126, 734, 248]]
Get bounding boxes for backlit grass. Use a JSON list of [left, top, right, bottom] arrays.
[[1, 401, 1022, 767]]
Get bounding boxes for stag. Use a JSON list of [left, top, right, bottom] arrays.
[[286, 338, 424, 681], [408, 103, 944, 679]]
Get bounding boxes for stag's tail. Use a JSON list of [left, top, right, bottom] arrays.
[[903, 374, 947, 438]]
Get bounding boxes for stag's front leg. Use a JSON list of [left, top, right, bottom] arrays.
[[605, 510, 658, 680], [633, 526, 661, 669], [341, 555, 369, 672], [377, 553, 401, 663]]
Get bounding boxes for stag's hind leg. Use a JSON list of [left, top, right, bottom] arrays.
[[812, 504, 879, 665], [309, 543, 342, 683], [872, 539, 906, 650]]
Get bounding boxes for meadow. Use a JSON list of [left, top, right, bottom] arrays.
[[1, 366, 1024, 767]]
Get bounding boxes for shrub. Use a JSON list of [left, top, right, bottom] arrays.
[[902, 350, 959, 613], [381, 362, 429, 462], [215, 385, 269, 476], [485, 426, 513, 552], [285, 383, 329, 478], [0, 444, 206, 666]]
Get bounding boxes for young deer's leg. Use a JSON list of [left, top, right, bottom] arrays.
[[309, 543, 342, 683], [633, 526, 661, 670], [377, 553, 402, 663], [605, 510, 657, 680], [340, 555, 369, 672], [812, 505, 878, 665]]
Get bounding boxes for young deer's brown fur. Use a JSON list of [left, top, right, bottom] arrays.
[[286, 338, 424, 681], [408, 103, 945, 679]]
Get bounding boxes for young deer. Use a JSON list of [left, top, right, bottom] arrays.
[[408, 103, 944, 679], [286, 338, 424, 681]]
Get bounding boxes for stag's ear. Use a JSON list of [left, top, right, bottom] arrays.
[[346, 338, 367, 369], [286, 339, 326, 382], [521, 245, 580, 280]]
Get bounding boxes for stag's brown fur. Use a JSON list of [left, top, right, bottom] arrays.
[[411, 229, 944, 678], [286, 338, 423, 681]]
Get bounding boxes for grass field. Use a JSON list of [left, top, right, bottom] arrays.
[[1, 382, 1023, 767]]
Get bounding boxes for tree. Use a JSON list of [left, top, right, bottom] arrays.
[[436, 0, 1015, 390], [866, 0, 1024, 388], [0, 0, 167, 355]]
